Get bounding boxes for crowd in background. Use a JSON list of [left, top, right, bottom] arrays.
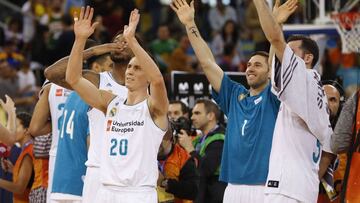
[[0, 1, 359, 203], [0, 0, 359, 115]]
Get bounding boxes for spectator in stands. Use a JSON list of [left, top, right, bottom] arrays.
[[211, 20, 240, 63], [0, 40, 25, 69], [245, 1, 269, 51], [150, 24, 178, 73], [4, 16, 23, 48], [178, 99, 226, 203], [218, 43, 242, 72], [0, 61, 19, 102], [331, 90, 360, 202], [208, 0, 237, 34], [169, 35, 195, 73]]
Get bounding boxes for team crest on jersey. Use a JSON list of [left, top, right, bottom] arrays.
[[238, 93, 246, 101], [109, 107, 117, 117]]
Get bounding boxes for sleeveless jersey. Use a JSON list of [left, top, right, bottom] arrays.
[[101, 98, 165, 187], [48, 84, 71, 157], [52, 92, 90, 196], [86, 71, 127, 167]]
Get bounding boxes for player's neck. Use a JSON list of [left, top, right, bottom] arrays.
[[125, 89, 148, 105], [111, 64, 127, 85], [249, 82, 268, 96]]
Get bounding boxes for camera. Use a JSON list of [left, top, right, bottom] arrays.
[[170, 116, 196, 137]]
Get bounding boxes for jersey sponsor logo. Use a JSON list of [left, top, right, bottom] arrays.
[[55, 89, 63, 96], [106, 120, 144, 133], [267, 180, 279, 188]]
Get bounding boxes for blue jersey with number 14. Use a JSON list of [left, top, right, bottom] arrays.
[[52, 92, 89, 196]]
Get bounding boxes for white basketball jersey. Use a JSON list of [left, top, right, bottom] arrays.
[[48, 84, 72, 156], [101, 98, 165, 187], [86, 72, 128, 167], [265, 45, 333, 203]]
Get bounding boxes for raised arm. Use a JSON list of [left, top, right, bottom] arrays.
[[0, 95, 16, 145], [170, 0, 223, 92], [44, 43, 120, 89], [29, 84, 51, 137], [65, 6, 114, 114], [269, 0, 298, 66], [123, 9, 169, 130], [253, 0, 295, 61]]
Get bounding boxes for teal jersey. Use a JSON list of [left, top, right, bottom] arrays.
[[52, 92, 89, 196], [212, 74, 280, 184]]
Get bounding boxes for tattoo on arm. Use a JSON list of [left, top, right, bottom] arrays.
[[189, 26, 198, 37]]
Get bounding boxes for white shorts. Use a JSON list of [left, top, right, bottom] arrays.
[[47, 155, 56, 203], [82, 167, 101, 203], [50, 193, 82, 203], [223, 184, 264, 203], [264, 194, 303, 203], [94, 185, 157, 203]]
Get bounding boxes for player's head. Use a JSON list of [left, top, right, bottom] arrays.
[[322, 80, 345, 128], [15, 112, 32, 142], [110, 31, 135, 64], [88, 54, 113, 73], [246, 51, 270, 90], [125, 57, 149, 91], [287, 35, 319, 69], [168, 100, 189, 121]]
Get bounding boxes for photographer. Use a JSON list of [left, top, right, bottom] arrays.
[[178, 99, 226, 203], [157, 100, 199, 203]]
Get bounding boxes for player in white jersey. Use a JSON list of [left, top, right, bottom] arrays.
[[44, 24, 134, 203], [29, 82, 71, 203], [66, 7, 168, 203], [252, 0, 334, 202]]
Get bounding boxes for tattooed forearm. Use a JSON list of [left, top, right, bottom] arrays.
[[188, 26, 198, 37]]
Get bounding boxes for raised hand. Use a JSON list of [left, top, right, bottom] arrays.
[[73, 6, 99, 39], [170, 0, 195, 26], [123, 9, 140, 41], [0, 95, 15, 113], [273, 0, 298, 24]]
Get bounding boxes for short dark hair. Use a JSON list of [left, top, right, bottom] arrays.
[[250, 51, 269, 59], [169, 100, 189, 115], [17, 112, 32, 129], [195, 99, 221, 122], [287, 35, 319, 68]]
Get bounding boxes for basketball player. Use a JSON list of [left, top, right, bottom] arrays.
[[66, 7, 168, 203], [171, 0, 296, 202], [44, 22, 133, 203], [253, 0, 334, 202], [50, 53, 113, 202], [29, 80, 71, 203]]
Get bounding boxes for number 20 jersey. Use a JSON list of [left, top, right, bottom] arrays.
[[102, 98, 165, 187]]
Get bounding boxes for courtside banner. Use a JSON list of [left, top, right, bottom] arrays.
[[171, 71, 248, 108]]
